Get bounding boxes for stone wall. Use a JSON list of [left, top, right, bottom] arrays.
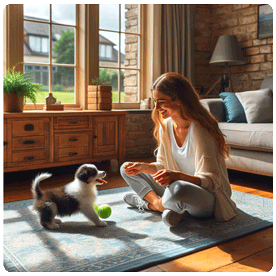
[[124, 4, 139, 103], [194, 5, 213, 94], [123, 4, 273, 100], [125, 111, 156, 159], [194, 4, 273, 95]]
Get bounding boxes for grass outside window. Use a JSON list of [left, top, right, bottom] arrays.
[[26, 91, 125, 104]]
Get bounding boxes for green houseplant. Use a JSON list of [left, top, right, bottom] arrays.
[[3, 65, 41, 112]]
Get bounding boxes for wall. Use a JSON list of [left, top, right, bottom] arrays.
[[124, 4, 139, 103], [194, 5, 213, 94], [125, 111, 156, 159], [194, 4, 273, 95]]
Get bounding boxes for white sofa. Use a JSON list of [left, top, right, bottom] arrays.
[[200, 76, 273, 176]]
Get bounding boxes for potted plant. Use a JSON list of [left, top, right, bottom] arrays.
[[3, 65, 41, 112], [88, 77, 112, 110]]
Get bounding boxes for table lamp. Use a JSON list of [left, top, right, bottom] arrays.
[[209, 35, 245, 93]]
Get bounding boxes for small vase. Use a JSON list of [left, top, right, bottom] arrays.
[[4, 94, 24, 112]]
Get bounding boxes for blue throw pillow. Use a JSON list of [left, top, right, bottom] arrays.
[[219, 92, 247, 123]]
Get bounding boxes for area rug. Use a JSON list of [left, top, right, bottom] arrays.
[[3, 186, 273, 272]]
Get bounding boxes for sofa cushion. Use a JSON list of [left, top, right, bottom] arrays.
[[219, 92, 247, 123], [219, 123, 273, 152], [236, 89, 273, 123]]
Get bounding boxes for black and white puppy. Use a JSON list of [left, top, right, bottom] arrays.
[[31, 164, 108, 230]]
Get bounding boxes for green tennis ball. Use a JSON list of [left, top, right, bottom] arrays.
[[98, 204, 112, 219], [94, 203, 111, 219]]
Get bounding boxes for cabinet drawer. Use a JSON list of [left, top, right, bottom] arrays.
[[56, 133, 89, 149], [12, 136, 45, 151], [57, 147, 89, 161], [54, 116, 89, 130], [11, 119, 46, 137], [12, 149, 47, 163]]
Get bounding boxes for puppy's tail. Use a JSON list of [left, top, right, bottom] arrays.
[[31, 173, 52, 199]]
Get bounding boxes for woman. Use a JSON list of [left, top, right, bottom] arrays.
[[121, 72, 237, 227]]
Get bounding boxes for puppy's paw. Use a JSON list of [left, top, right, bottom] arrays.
[[44, 222, 60, 230], [96, 220, 107, 227], [54, 219, 62, 224]]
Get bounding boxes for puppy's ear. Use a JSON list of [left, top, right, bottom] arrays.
[[75, 165, 89, 183], [76, 166, 97, 183]]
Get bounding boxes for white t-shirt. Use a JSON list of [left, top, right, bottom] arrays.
[[169, 118, 195, 176]]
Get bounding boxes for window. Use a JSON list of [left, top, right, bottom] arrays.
[[4, 4, 148, 110], [29, 36, 49, 53], [23, 4, 77, 105], [99, 4, 141, 104], [100, 44, 113, 59]]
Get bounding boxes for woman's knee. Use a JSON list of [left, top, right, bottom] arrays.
[[168, 181, 191, 200], [162, 181, 188, 205]]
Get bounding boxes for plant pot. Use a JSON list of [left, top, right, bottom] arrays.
[[4, 94, 24, 112]]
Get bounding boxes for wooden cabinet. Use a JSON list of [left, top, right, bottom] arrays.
[[93, 116, 118, 157], [4, 111, 127, 172]]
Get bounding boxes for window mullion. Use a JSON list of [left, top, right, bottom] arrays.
[[118, 4, 121, 103], [49, 4, 52, 95]]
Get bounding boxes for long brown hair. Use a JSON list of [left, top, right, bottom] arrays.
[[151, 72, 230, 158]]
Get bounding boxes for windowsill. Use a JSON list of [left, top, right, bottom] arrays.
[[16, 107, 153, 114]]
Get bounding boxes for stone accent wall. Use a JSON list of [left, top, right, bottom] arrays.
[[125, 111, 156, 159], [124, 4, 139, 103], [194, 4, 273, 95]]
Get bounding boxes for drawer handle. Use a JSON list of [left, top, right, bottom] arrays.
[[69, 138, 78, 142], [24, 124, 34, 131], [4, 141, 7, 146], [24, 156, 35, 160], [69, 120, 78, 124], [68, 152, 78, 156], [23, 140, 35, 145]]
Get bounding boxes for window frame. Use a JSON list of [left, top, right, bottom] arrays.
[[99, 4, 142, 109], [23, 4, 80, 110], [4, 4, 151, 111]]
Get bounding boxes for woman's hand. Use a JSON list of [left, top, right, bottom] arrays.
[[123, 162, 143, 176], [123, 162, 158, 175], [153, 169, 180, 186]]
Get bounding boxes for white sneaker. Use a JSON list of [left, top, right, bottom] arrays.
[[162, 210, 187, 227], [123, 193, 150, 212]]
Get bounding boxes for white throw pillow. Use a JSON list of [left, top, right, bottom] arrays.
[[235, 89, 273, 123]]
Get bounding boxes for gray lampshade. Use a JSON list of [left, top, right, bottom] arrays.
[[210, 35, 245, 66]]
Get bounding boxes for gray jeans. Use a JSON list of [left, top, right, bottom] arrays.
[[120, 163, 215, 218]]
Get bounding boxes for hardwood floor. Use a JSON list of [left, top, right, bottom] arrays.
[[4, 158, 273, 272]]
